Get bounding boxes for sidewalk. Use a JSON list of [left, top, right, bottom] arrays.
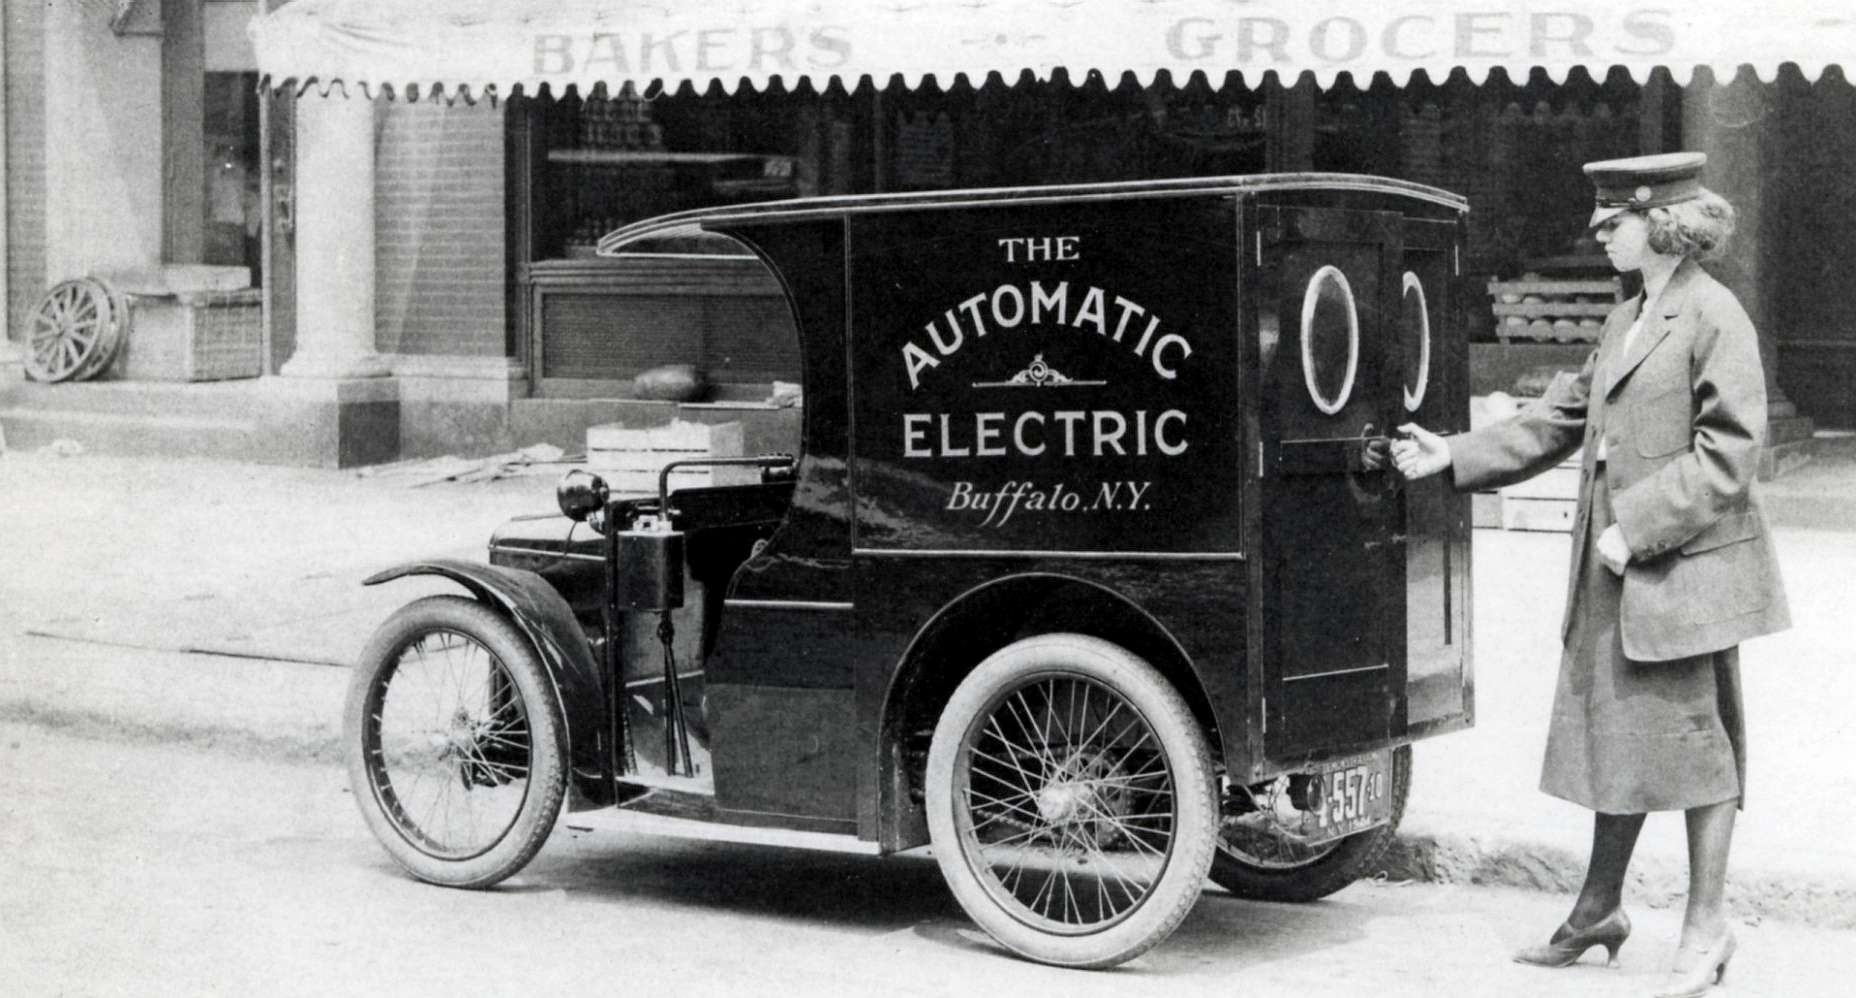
[[3, 448, 1852, 930]]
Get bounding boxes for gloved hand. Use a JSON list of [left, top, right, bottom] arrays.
[[1597, 523, 1631, 575], [1392, 423, 1451, 480]]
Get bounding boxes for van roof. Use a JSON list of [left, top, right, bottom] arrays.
[[596, 172, 1467, 256]]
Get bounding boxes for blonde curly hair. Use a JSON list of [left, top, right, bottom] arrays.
[[1643, 189, 1736, 261]]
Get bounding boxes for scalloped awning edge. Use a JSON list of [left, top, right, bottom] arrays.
[[257, 62, 1847, 105], [248, 0, 1856, 101]]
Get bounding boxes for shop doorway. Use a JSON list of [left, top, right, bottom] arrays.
[[260, 86, 296, 374], [204, 72, 264, 287]]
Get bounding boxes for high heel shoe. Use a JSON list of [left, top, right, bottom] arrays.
[[1512, 908, 1632, 968], [1653, 928, 1736, 998]]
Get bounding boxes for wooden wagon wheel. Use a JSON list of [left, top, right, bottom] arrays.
[[24, 278, 124, 383], [74, 278, 129, 381]]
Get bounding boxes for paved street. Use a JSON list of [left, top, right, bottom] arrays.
[[3, 449, 1855, 994], [4, 719, 1852, 998]]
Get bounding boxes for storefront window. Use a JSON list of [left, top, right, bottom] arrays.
[[203, 72, 263, 285], [534, 90, 805, 261]]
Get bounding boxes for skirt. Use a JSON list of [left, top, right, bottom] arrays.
[[1540, 472, 1747, 814]]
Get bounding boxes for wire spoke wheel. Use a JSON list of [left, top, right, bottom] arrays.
[[24, 278, 124, 383], [346, 596, 567, 888], [364, 630, 533, 859], [926, 634, 1216, 969], [958, 675, 1177, 933]]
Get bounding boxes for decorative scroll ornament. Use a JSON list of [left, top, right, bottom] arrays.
[[973, 353, 1107, 389]]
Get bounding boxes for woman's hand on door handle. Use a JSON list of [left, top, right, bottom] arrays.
[[1392, 423, 1451, 480]]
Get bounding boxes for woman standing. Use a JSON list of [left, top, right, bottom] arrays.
[[1393, 151, 1789, 998]]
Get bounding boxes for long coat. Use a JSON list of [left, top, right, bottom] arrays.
[[1451, 257, 1790, 662]]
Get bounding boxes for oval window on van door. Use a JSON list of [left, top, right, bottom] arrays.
[[1401, 271, 1432, 412], [1300, 265, 1359, 416]]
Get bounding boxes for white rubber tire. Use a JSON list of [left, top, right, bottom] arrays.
[[346, 595, 568, 888], [924, 633, 1217, 968]]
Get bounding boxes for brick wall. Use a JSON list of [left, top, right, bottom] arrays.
[[5, 0, 45, 341], [375, 98, 507, 357]]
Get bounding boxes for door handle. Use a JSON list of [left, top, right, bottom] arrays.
[[1363, 533, 1408, 551], [1276, 435, 1392, 475], [1353, 435, 1393, 474]]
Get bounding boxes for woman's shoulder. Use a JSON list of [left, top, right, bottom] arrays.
[[1668, 265, 1754, 336], [1692, 270, 1752, 326], [1688, 264, 1738, 299]]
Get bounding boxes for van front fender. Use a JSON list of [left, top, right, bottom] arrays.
[[365, 559, 611, 805]]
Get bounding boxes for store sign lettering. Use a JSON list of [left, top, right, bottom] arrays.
[[1164, 9, 1675, 64], [533, 27, 851, 77]]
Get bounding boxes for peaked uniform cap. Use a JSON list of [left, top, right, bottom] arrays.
[[1584, 152, 1707, 228]]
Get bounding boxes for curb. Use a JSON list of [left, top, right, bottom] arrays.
[[1380, 832, 1856, 933]]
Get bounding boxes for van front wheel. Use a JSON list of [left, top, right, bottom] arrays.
[[924, 634, 1217, 969], [345, 595, 568, 889]]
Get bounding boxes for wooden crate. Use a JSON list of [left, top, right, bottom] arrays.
[[1499, 453, 1582, 532], [118, 290, 263, 382], [586, 419, 749, 495], [1502, 463, 1582, 500], [1501, 496, 1578, 532], [1471, 491, 1503, 529]]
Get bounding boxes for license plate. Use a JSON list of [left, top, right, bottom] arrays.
[[1305, 750, 1394, 842]]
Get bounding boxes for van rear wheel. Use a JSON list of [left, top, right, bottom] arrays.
[[1209, 746, 1411, 902], [925, 634, 1217, 968]]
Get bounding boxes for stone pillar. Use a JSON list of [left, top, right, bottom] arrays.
[[1683, 71, 1815, 477], [44, 0, 163, 282], [1682, 71, 1780, 395], [281, 89, 387, 379], [0, 4, 13, 375], [161, 0, 205, 266]]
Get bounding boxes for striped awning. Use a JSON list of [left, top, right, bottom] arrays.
[[250, 0, 1850, 99]]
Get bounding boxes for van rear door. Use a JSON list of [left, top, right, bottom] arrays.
[[1398, 218, 1474, 738], [1255, 204, 1406, 762]]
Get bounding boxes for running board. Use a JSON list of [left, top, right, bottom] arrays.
[[564, 809, 883, 856]]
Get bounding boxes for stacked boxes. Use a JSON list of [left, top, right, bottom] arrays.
[[585, 419, 749, 495], [118, 290, 264, 382], [1480, 272, 1619, 531], [1488, 276, 1619, 343], [1499, 454, 1583, 532], [105, 266, 263, 382], [1468, 392, 1582, 533]]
